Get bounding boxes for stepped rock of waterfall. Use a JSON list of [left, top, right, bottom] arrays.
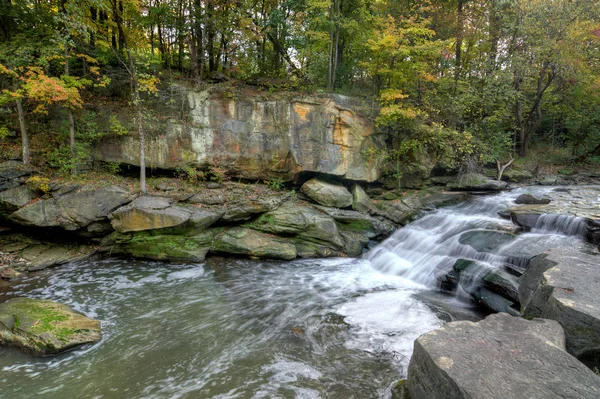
[[520, 248, 600, 360], [406, 313, 600, 399]]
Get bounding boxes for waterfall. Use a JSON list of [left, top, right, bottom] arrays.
[[365, 188, 589, 291]]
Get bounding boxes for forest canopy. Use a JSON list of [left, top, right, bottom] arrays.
[[1, 0, 600, 177]]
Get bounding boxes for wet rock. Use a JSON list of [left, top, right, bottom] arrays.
[[301, 179, 353, 208], [514, 193, 551, 205], [406, 313, 600, 399], [211, 227, 297, 260], [447, 173, 507, 191], [351, 184, 377, 213], [451, 259, 520, 313], [10, 186, 134, 231], [509, 205, 544, 228], [520, 249, 600, 359], [0, 297, 101, 356], [458, 230, 516, 253], [106, 230, 215, 262]]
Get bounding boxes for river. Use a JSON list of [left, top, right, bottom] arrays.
[[0, 187, 594, 398]]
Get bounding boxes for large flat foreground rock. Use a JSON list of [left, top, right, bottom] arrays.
[[407, 313, 600, 399], [520, 248, 600, 359]]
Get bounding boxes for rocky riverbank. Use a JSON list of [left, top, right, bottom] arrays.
[[1, 160, 471, 277]]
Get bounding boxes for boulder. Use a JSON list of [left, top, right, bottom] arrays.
[[520, 249, 600, 359], [0, 185, 36, 215], [351, 184, 377, 213], [10, 186, 134, 231], [250, 202, 345, 249], [0, 297, 101, 356], [109, 196, 188, 232], [211, 227, 297, 260], [447, 173, 507, 191], [0, 160, 33, 180], [0, 232, 95, 271], [222, 194, 288, 221], [514, 193, 551, 205], [502, 168, 533, 183], [109, 196, 222, 235], [538, 175, 558, 185], [301, 179, 353, 208], [406, 313, 600, 399], [106, 230, 215, 262], [450, 259, 520, 313], [313, 205, 395, 239]]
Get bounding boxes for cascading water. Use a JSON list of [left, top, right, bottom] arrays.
[[0, 186, 595, 398]]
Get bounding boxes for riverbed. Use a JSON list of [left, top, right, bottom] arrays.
[[0, 187, 594, 398]]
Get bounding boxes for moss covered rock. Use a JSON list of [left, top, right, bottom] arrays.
[[0, 297, 101, 356], [212, 227, 297, 260], [300, 178, 353, 208]]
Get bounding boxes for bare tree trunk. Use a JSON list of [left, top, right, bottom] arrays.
[[327, 0, 335, 92], [128, 50, 146, 194], [16, 99, 29, 165], [454, 0, 464, 86], [496, 157, 514, 181], [65, 47, 76, 175]]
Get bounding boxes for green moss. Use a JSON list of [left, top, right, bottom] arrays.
[[8, 300, 72, 340], [338, 219, 373, 233]]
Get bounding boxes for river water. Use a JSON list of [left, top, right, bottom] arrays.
[[0, 187, 594, 398]]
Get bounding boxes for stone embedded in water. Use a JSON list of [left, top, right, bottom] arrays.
[[107, 230, 215, 262], [520, 249, 600, 360], [458, 230, 516, 253], [514, 193, 551, 205], [0, 297, 101, 356], [301, 179, 353, 208], [406, 313, 600, 399]]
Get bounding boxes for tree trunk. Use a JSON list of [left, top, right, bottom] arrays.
[[454, 0, 464, 85], [128, 50, 146, 194], [65, 47, 77, 175], [327, 0, 335, 92], [16, 99, 29, 165]]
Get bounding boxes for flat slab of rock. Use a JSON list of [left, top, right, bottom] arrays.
[[0, 297, 101, 356], [407, 313, 600, 399], [301, 178, 353, 208], [520, 248, 600, 359]]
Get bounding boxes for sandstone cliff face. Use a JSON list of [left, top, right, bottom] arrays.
[[95, 89, 385, 182]]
